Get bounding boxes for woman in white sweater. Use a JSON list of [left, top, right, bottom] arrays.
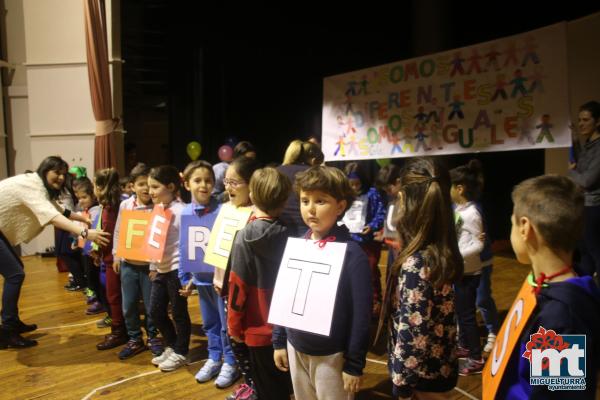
[[0, 156, 109, 348]]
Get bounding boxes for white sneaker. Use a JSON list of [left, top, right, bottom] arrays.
[[483, 333, 496, 353], [159, 351, 189, 372], [151, 346, 173, 366]]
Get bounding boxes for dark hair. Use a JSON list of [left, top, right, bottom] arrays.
[[36, 156, 69, 199], [449, 159, 483, 201], [229, 156, 260, 184], [149, 165, 181, 191], [73, 177, 94, 197], [119, 176, 130, 186], [344, 161, 368, 194], [233, 141, 256, 159], [394, 157, 463, 287], [183, 160, 215, 183], [580, 101, 600, 133], [129, 162, 151, 183], [94, 168, 121, 208], [250, 167, 291, 214], [512, 175, 584, 253], [375, 164, 401, 191], [294, 165, 355, 215], [301, 141, 324, 166]]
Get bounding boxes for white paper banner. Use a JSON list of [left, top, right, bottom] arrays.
[[268, 238, 347, 336], [322, 23, 570, 161]]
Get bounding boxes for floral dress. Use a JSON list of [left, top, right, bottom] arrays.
[[388, 252, 458, 398]]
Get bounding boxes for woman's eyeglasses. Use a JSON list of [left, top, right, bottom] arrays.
[[223, 178, 246, 188]]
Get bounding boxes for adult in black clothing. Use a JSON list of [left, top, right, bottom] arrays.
[[277, 140, 324, 237]]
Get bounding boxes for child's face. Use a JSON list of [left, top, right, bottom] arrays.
[[133, 175, 151, 205], [225, 167, 250, 207], [148, 177, 176, 205], [185, 167, 215, 205], [75, 190, 94, 210], [349, 178, 362, 196], [300, 189, 347, 239], [450, 184, 463, 204], [510, 213, 530, 264], [93, 181, 102, 200], [385, 179, 401, 197]]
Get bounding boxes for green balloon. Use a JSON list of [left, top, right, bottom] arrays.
[[376, 158, 391, 167], [186, 141, 202, 160]]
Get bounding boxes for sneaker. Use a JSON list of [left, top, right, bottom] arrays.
[[118, 339, 147, 360], [152, 346, 173, 366], [215, 363, 240, 388], [148, 337, 164, 357], [195, 359, 222, 383], [86, 302, 105, 315], [67, 284, 85, 292], [96, 315, 112, 328], [225, 384, 257, 400], [159, 351, 189, 372], [456, 346, 470, 359], [459, 358, 485, 376], [483, 333, 497, 353]]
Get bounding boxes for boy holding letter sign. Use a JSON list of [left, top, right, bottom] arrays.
[[271, 166, 372, 399], [488, 175, 600, 399], [111, 163, 163, 360]]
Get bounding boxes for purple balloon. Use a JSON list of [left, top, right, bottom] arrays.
[[218, 145, 233, 162]]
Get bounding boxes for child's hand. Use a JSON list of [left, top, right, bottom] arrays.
[[273, 349, 289, 372], [230, 335, 244, 343], [112, 261, 120, 274], [178, 282, 194, 297], [478, 232, 486, 242], [213, 285, 222, 296], [149, 271, 158, 281], [361, 226, 372, 235], [342, 372, 361, 393], [373, 229, 384, 242]]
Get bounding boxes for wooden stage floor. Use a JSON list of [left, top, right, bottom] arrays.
[[0, 254, 531, 400]]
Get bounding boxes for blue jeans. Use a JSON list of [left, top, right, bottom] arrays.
[[0, 233, 25, 328], [476, 265, 499, 335], [455, 274, 482, 360], [121, 262, 157, 340], [197, 285, 236, 365]]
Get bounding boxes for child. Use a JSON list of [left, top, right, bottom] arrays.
[[73, 177, 106, 315], [374, 164, 402, 279], [119, 176, 133, 200], [344, 162, 386, 317], [273, 165, 372, 399], [228, 167, 293, 400], [450, 160, 486, 375], [384, 158, 462, 399], [497, 175, 600, 399], [93, 168, 128, 350], [215, 156, 260, 399], [473, 170, 500, 354], [112, 163, 163, 360], [178, 160, 240, 388], [146, 165, 190, 372]]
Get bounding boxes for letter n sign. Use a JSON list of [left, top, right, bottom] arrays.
[[268, 238, 347, 336]]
